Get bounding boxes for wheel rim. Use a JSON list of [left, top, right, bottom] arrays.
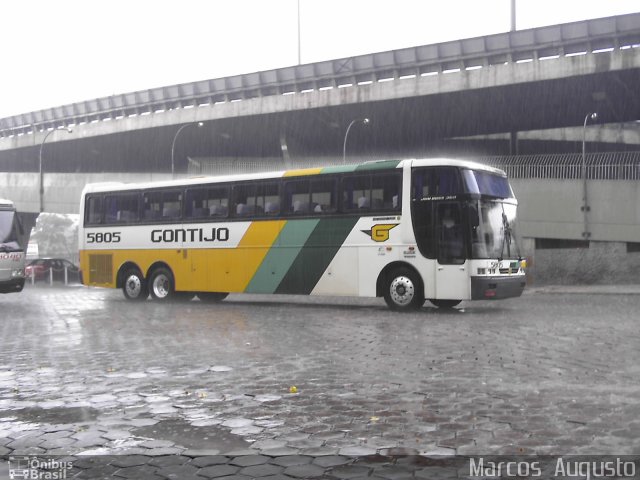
[[389, 275, 415, 306], [125, 274, 142, 298], [152, 273, 170, 299]]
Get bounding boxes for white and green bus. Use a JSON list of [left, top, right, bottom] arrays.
[[79, 158, 526, 310], [0, 198, 26, 294]]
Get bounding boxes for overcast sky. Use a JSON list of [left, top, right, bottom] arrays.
[[1, 0, 638, 119]]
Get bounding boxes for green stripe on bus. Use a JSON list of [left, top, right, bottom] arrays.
[[355, 160, 402, 171], [245, 219, 319, 294], [320, 164, 359, 174], [274, 217, 359, 295]]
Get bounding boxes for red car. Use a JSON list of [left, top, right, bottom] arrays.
[[25, 258, 80, 283]]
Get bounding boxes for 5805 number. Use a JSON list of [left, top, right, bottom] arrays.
[[87, 232, 121, 244]]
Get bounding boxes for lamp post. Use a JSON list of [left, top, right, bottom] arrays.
[[39, 126, 72, 213], [581, 112, 597, 239], [343, 118, 370, 164], [171, 122, 204, 178], [297, 0, 302, 65]]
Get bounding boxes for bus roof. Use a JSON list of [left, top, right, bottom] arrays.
[[81, 157, 505, 194], [0, 198, 16, 208]]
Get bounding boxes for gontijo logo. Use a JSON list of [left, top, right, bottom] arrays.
[[361, 224, 399, 242]]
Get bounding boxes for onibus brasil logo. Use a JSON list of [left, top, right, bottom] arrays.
[[361, 224, 399, 242], [9, 456, 72, 479]]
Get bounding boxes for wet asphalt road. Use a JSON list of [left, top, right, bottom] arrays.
[[0, 284, 639, 477]]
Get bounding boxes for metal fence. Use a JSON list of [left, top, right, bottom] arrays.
[[480, 152, 640, 180], [190, 152, 640, 180]]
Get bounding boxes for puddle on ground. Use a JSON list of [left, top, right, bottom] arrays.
[[1, 406, 100, 424], [132, 418, 251, 452]]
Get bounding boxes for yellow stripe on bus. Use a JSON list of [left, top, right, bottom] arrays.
[[283, 168, 323, 177], [188, 220, 286, 293]]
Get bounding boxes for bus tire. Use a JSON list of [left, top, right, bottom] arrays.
[[149, 267, 175, 301], [383, 267, 424, 311], [198, 292, 229, 303], [430, 299, 461, 308], [122, 269, 148, 301]]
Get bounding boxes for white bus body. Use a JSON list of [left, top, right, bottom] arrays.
[[79, 158, 526, 310]]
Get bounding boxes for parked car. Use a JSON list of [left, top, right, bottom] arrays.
[[25, 258, 80, 283]]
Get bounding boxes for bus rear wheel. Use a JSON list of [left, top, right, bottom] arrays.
[[122, 269, 148, 301], [430, 299, 461, 308], [384, 267, 424, 311], [149, 267, 175, 301], [197, 292, 229, 303]]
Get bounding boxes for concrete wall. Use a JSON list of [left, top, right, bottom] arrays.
[[525, 241, 640, 285], [511, 179, 640, 243], [0, 172, 176, 214]]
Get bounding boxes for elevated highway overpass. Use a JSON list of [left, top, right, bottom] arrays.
[[0, 12, 638, 176]]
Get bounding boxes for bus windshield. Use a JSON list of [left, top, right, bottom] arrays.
[[462, 169, 513, 198], [468, 200, 518, 259], [0, 210, 21, 252]]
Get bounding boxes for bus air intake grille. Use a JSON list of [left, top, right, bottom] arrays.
[[499, 268, 513, 275], [89, 254, 113, 284]]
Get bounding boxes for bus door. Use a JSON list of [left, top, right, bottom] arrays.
[[434, 202, 469, 300]]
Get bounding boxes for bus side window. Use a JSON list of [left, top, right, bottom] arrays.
[[260, 182, 280, 216], [412, 167, 460, 199], [371, 172, 401, 211], [310, 177, 337, 214], [144, 190, 182, 221], [85, 196, 103, 225], [232, 182, 280, 218], [162, 191, 182, 219], [284, 179, 310, 215], [434, 168, 460, 195], [185, 186, 229, 219], [233, 184, 256, 217], [105, 193, 140, 225], [342, 175, 370, 212], [412, 169, 429, 199]]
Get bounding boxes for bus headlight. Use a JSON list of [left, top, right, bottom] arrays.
[[11, 268, 25, 278]]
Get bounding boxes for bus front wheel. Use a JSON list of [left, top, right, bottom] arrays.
[[149, 267, 175, 301], [384, 268, 424, 311], [122, 269, 148, 301]]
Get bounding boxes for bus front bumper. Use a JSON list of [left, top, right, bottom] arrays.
[[0, 277, 25, 293], [471, 275, 526, 300]]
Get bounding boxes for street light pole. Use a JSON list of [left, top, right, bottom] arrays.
[[297, 0, 302, 65], [39, 127, 72, 213], [343, 118, 370, 164], [171, 122, 204, 178], [581, 112, 597, 239]]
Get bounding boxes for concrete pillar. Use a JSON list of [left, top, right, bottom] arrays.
[[509, 131, 519, 155]]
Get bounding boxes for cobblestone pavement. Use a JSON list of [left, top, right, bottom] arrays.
[[0, 285, 639, 478]]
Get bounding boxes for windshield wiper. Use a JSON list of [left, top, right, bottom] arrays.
[[498, 212, 510, 261], [498, 205, 522, 262]]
